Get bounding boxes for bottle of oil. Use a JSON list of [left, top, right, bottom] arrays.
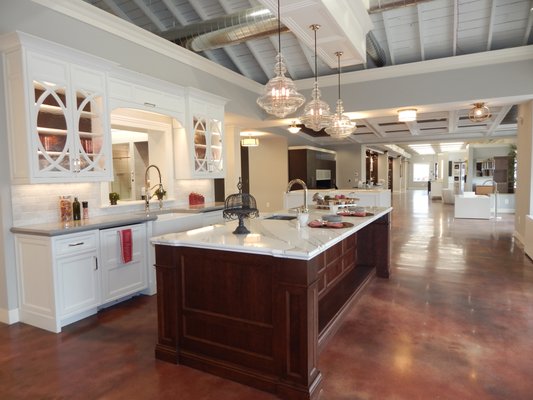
[[72, 197, 81, 221]]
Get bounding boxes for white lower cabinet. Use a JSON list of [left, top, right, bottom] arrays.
[[14, 223, 148, 333], [99, 223, 147, 304]]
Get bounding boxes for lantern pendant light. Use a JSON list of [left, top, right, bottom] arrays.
[[299, 24, 332, 131], [468, 102, 491, 122], [256, 0, 305, 118], [325, 51, 356, 139]]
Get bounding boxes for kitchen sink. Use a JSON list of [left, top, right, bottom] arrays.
[[264, 215, 297, 221]]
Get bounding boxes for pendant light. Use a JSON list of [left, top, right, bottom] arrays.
[[299, 24, 332, 131], [288, 121, 301, 133], [325, 51, 356, 139], [256, 0, 305, 118], [469, 102, 491, 122], [241, 133, 259, 147]]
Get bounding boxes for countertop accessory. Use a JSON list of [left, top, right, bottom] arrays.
[[59, 195, 72, 223], [308, 220, 354, 229], [322, 214, 342, 223], [223, 178, 259, 234], [82, 201, 89, 220], [72, 197, 81, 221]]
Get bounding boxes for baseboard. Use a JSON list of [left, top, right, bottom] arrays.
[[0, 307, 19, 325], [514, 230, 525, 248]]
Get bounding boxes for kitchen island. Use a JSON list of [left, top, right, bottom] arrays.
[[152, 207, 392, 400]]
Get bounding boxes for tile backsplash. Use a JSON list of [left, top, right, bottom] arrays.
[[11, 180, 214, 226]]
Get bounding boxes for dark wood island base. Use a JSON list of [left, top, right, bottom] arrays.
[[154, 214, 391, 400]]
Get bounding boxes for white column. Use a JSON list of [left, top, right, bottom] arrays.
[[515, 101, 533, 243]]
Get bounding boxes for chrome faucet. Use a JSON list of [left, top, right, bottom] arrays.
[[144, 164, 164, 211], [286, 179, 308, 213]]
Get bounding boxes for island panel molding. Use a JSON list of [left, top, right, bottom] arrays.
[[153, 210, 391, 400]]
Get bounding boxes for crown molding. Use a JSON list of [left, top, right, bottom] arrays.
[[31, 0, 263, 93]]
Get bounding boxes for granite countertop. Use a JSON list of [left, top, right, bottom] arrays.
[[151, 207, 393, 261], [10, 212, 159, 237], [10, 202, 225, 237]]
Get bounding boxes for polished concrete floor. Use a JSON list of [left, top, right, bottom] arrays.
[[2, 190, 532, 399]]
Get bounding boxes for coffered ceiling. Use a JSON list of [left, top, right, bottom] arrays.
[[81, 0, 533, 153]]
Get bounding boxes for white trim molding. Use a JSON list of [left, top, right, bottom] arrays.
[[0, 307, 20, 325]]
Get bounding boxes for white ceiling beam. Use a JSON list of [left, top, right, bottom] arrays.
[[405, 121, 420, 135], [382, 13, 396, 65], [452, 0, 458, 56], [486, 105, 513, 136], [188, 0, 254, 80], [132, 0, 167, 32], [245, 42, 275, 81], [218, 0, 269, 82], [486, 0, 497, 51], [448, 109, 458, 133], [361, 119, 384, 138], [417, 4, 425, 61], [160, 0, 189, 26], [523, 4, 533, 45], [102, 0, 132, 22]]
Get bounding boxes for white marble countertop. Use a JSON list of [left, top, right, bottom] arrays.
[[151, 207, 393, 260]]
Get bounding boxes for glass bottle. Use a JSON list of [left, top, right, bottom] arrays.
[[72, 197, 81, 221], [82, 201, 89, 220], [59, 196, 72, 224]]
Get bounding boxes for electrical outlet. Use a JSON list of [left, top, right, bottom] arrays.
[[504, 199, 509, 205], [266, 202, 270, 208]]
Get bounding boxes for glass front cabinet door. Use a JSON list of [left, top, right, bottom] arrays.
[[192, 114, 224, 175], [2, 33, 112, 184]]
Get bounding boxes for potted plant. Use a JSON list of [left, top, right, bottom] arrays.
[[109, 192, 120, 205]]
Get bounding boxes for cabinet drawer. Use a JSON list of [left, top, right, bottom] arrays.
[[54, 232, 98, 256]]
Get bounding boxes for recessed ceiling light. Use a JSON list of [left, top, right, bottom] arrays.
[[408, 143, 435, 155]]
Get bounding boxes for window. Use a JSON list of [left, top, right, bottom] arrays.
[[413, 163, 430, 182]]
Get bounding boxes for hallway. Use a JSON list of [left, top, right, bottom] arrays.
[[2, 190, 532, 399]]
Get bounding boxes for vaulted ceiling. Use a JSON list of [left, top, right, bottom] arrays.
[[82, 0, 533, 153]]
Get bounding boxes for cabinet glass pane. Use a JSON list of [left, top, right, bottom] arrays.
[[75, 90, 106, 173], [193, 117, 207, 171], [34, 82, 70, 172], [209, 119, 223, 172]]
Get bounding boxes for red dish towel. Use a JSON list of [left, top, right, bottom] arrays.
[[119, 229, 133, 263]]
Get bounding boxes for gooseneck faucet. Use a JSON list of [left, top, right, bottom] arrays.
[[144, 164, 164, 211], [286, 179, 308, 213]]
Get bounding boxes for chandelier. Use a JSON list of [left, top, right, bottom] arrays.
[[256, 0, 305, 118], [299, 24, 332, 131], [469, 102, 491, 122], [325, 51, 356, 139]]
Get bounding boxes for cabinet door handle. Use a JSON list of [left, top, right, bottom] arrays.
[[94, 256, 98, 271], [143, 102, 156, 108], [68, 242, 85, 247]]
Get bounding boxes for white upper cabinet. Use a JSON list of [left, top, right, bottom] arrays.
[[175, 88, 227, 179], [107, 68, 185, 121], [1, 32, 114, 184]]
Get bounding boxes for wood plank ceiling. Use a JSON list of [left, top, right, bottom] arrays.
[[83, 0, 533, 151]]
